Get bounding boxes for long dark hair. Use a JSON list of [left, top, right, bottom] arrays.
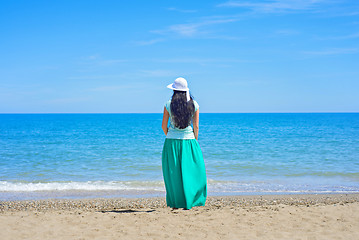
[[170, 90, 195, 129]]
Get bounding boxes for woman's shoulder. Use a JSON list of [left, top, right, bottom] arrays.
[[193, 100, 199, 111], [164, 99, 171, 111]]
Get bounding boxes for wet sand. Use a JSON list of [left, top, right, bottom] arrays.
[[1, 194, 359, 239]]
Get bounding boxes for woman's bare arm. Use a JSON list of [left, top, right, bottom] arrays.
[[193, 109, 199, 140], [162, 107, 169, 135]]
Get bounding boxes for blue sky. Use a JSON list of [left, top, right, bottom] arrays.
[[0, 0, 358, 113]]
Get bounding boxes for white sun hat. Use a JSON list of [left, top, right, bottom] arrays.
[[167, 77, 190, 101]]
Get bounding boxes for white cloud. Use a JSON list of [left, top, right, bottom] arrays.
[[135, 38, 165, 46], [151, 22, 200, 37], [169, 23, 200, 37], [302, 48, 359, 55], [226, 79, 269, 87], [139, 69, 176, 77], [218, 0, 324, 13], [274, 29, 300, 36], [167, 7, 197, 13], [87, 85, 134, 92], [329, 11, 359, 17], [67, 74, 124, 80], [153, 57, 251, 64], [98, 59, 128, 66], [81, 55, 99, 61], [152, 17, 237, 38], [77, 55, 128, 67], [318, 32, 359, 40]]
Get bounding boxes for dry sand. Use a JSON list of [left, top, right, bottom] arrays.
[[1, 194, 359, 240]]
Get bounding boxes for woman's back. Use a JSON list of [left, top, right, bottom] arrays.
[[165, 99, 199, 140]]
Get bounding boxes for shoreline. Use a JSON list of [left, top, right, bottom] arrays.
[[2, 193, 359, 239], [1, 193, 359, 212]]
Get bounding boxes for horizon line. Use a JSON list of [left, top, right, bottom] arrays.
[[1, 112, 359, 114]]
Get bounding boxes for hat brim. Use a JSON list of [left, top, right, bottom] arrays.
[[167, 83, 189, 91]]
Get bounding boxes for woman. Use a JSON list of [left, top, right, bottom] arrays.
[[161, 77, 207, 210]]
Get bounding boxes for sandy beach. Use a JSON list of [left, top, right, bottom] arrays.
[[1, 194, 358, 240]]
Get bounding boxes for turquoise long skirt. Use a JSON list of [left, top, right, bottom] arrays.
[[162, 138, 207, 209]]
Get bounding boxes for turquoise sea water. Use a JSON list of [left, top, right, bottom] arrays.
[[1, 113, 359, 200]]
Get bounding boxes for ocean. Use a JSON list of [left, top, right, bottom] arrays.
[[1, 113, 358, 200]]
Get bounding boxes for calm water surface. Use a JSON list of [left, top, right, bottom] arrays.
[[1, 113, 358, 200]]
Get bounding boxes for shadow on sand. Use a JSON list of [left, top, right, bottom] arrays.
[[99, 209, 155, 214]]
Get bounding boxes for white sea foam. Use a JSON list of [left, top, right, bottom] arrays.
[[1, 180, 358, 195], [0, 181, 165, 192]]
